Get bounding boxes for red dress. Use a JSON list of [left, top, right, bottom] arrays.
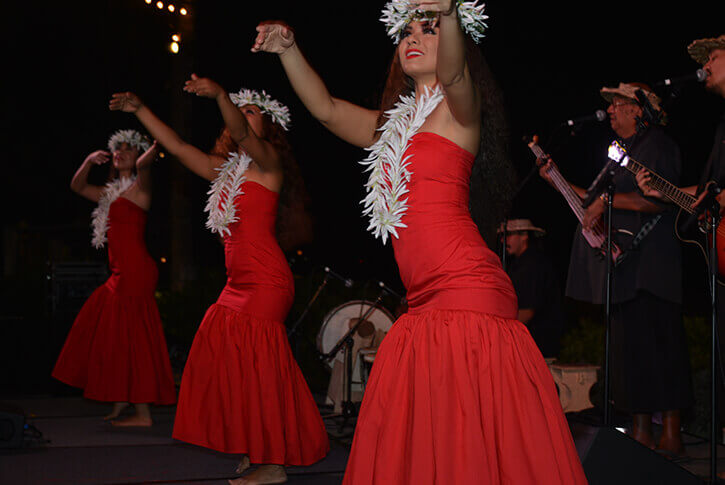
[[343, 133, 587, 484], [172, 182, 329, 465], [52, 197, 176, 405]]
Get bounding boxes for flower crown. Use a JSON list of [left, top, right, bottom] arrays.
[[381, 0, 489, 45], [107, 129, 151, 153], [229, 88, 291, 131]]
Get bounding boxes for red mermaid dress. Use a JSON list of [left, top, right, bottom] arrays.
[[343, 133, 587, 484], [172, 181, 329, 465], [52, 197, 176, 405]]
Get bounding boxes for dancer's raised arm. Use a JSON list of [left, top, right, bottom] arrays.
[[252, 22, 379, 148], [183, 74, 282, 172], [109, 92, 222, 181], [71, 150, 110, 202], [423, 1, 479, 127]]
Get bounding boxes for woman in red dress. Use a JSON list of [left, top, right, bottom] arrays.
[[253, 1, 587, 483], [110, 76, 328, 484], [53, 131, 177, 426]]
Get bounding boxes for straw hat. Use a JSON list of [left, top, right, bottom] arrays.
[[600, 82, 662, 112], [688, 34, 725, 64], [497, 219, 546, 236]]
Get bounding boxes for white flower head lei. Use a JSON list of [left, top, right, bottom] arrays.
[[229, 88, 291, 131], [204, 151, 253, 236], [107, 129, 151, 153], [90, 175, 136, 248], [381, 0, 489, 44], [360, 84, 444, 244]]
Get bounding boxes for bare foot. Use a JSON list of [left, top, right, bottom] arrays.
[[111, 415, 153, 427], [103, 402, 129, 421], [228, 465, 287, 485], [235, 455, 251, 474]]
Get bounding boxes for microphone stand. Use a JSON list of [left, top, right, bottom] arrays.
[[321, 288, 386, 433], [287, 272, 330, 357], [710, 207, 719, 485], [603, 183, 615, 427]]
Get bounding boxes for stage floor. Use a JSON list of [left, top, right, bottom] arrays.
[[0, 396, 723, 484]]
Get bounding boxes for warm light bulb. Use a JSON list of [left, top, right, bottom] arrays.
[[170, 41, 180, 54], [179, 7, 187, 15], [160, 257, 167, 263], [172, 34, 180, 42], [156, 1, 163, 9], [167, 4, 175, 12], [145, 0, 152, 4]]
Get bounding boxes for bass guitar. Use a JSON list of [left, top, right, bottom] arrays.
[[527, 137, 624, 263]]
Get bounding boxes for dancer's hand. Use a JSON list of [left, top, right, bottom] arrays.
[[136, 141, 159, 170], [85, 150, 110, 166], [251, 22, 295, 54], [183, 74, 225, 99], [109, 92, 143, 113], [414, 1, 455, 14]]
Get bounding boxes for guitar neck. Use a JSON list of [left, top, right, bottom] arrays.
[[529, 145, 586, 222], [620, 157, 697, 214]]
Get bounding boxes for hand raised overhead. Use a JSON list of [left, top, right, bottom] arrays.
[[109, 92, 143, 113], [183, 74, 225, 99], [251, 22, 295, 54]]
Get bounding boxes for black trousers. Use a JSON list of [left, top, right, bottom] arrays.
[[611, 291, 694, 414]]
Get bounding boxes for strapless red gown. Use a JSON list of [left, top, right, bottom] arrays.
[[343, 133, 587, 484], [172, 182, 329, 465], [52, 197, 176, 405]]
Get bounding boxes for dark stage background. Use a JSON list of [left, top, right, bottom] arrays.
[[0, 1, 723, 397]]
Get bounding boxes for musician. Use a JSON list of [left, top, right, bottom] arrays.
[[539, 82, 692, 455], [499, 218, 563, 357]]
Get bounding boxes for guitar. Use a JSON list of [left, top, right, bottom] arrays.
[[527, 137, 624, 262], [607, 141, 725, 281]]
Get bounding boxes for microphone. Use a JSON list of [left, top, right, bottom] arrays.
[[655, 69, 707, 88], [378, 281, 403, 300], [563, 110, 607, 127], [324, 266, 354, 288]]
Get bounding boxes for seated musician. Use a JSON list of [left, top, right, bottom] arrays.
[[539, 82, 692, 456], [499, 218, 563, 358]]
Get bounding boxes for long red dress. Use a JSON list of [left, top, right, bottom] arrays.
[[52, 197, 176, 405], [172, 181, 329, 465], [343, 133, 587, 484]]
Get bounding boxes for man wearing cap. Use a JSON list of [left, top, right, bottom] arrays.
[[499, 219, 563, 358], [539, 82, 692, 455]]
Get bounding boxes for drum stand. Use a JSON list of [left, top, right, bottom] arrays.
[[321, 290, 386, 433]]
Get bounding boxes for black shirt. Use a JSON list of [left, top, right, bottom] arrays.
[[566, 126, 683, 305], [507, 245, 564, 357]]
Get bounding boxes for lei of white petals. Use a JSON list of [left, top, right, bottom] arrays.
[[360, 84, 444, 244], [90, 176, 136, 249], [107, 129, 151, 153], [381, 0, 489, 44], [229, 88, 291, 131], [204, 151, 253, 236]]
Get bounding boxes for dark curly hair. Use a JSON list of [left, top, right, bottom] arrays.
[[210, 115, 312, 252], [377, 35, 517, 246]]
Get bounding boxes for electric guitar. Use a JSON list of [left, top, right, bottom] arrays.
[[607, 141, 725, 281], [527, 137, 624, 263]]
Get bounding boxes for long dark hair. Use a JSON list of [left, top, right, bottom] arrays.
[[377, 36, 517, 246], [210, 116, 312, 252]]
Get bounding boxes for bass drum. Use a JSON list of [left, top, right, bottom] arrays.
[[317, 300, 395, 367]]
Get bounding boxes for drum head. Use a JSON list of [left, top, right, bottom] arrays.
[[317, 300, 395, 367]]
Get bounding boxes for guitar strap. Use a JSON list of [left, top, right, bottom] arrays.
[[615, 214, 662, 266]]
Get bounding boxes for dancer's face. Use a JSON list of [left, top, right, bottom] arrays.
[[240, 104, 266, 138], [112, 142, 139, 172], [397, 19, 440, 80]]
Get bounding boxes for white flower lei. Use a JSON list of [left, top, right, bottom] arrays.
[[204, 151, 253, 236], [107, 129, 151, 153], [381, 0, 489, 44], [90, 176, 136, 249], [360, 84, 444, 244], [229, 88, 291, 131]]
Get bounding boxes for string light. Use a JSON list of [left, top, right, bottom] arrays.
[[179, 7, 188, 15], [172, 34, 180, 42], [144, 0, 152, 4], [156, 1, 163, 9], [167, 4, 175, 12], [170, 41, 180, 54]]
